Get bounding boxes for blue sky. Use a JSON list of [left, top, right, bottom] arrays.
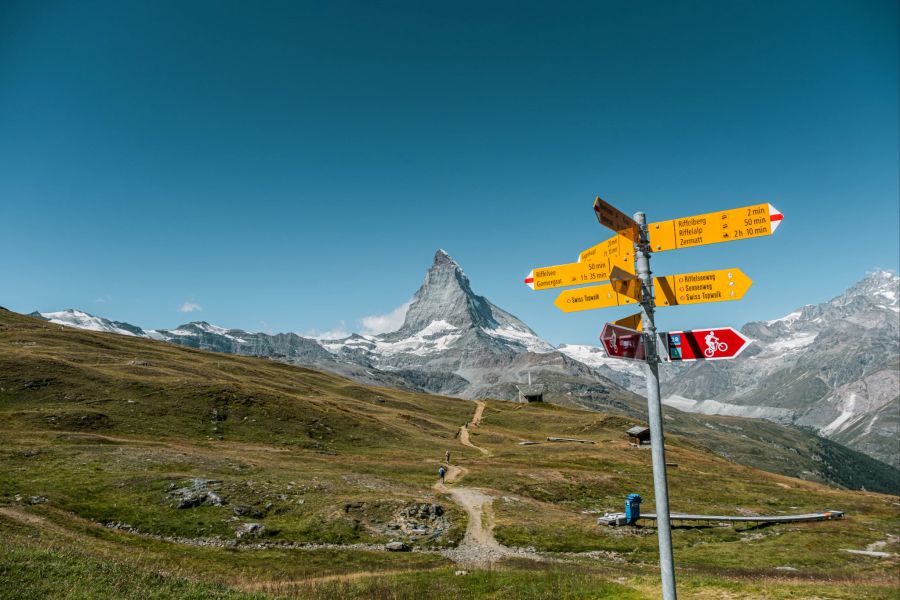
[[1, 0, 897, 345]]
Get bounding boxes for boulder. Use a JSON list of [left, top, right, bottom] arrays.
[[236, 523, 264, 538], [385, 541, 410, 552]]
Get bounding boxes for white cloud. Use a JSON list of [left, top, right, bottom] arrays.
[[302, 321, 351, 340], [179, 302, 202, 313], [360, 300, 411, 335]]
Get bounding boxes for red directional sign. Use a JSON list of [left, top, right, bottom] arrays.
[[665, 327, 751, 361], [600, 323, 646, 361]]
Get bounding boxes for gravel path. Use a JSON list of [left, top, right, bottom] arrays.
[[458, 401, 489, 456], [435, 400, 538, 567]]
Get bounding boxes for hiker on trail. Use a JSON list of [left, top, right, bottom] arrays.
[[438, 466, 446, 484], [444, 450, 451, 463]]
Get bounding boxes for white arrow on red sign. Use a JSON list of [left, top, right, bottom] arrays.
[[600, 322, 646, 362], [665, 327, 751, 361]]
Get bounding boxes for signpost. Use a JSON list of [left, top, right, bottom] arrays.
[[524, 259, 615, 290], [554, 282, 639, 312], [594, 195, 639, 242], [554, 268, 751, 308], [613, 312, 643, 331], [578, 233, 634, 272], [600, 323, 646, 361], [654, 268, 752, 307], [647, 203, 783, 252], [631, 210, 677, 600], [665, 328, 751, 361], [524, 194, 784, 600]]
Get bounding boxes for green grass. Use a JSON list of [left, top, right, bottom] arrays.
[[301, 565, 646, 600], [0, 308, 898, 598]]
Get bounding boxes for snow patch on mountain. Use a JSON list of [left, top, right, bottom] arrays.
[[192, 322, 249, 343], [820, 405, 857, 437], [162, 328, 196, 337], [485, 325, 555, 353], [34, 309, 147, 338], [762, 331, 817, 353], [325, 320, 464, 357], [765, 310, 804, 326], [557, 344, 643, 375], [663, 270, 900, 466], [663, 395, 795, 421]]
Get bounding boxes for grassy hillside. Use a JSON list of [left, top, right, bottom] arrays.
[[556, 387, 900, 495], [1, 308, 898, 599]]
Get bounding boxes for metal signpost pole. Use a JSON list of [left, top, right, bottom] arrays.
[[633, 211, 677, 600]]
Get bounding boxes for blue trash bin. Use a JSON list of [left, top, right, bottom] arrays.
[[625, 493, 642, 525]]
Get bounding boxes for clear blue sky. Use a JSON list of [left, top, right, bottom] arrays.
[[2, 1, 897, 345]]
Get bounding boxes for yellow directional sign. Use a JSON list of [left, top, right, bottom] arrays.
[[613, 312, 643, 331], [553, 268, 751, 312], [648, 203, 783, 252], [524, 259, 614, 291], [654, 268, 752, 306], [578, 234, 634, 273], [554, 282, 639, 313], [593, 196, 639, 242]]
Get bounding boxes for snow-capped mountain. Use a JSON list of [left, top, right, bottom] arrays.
[[316, 250, 624, 402], [663, 270, 900, 467], [557, 343, 645, 391], [31, 250, 633, 409], [30, 309, 149, 337], [322, 250, 553, 363], [25, 260, 900, 477]]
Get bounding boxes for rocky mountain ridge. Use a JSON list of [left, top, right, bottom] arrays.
[[31, 251, 633, 411], [29, 260, 899, 469], [661, 270, 900, 467]]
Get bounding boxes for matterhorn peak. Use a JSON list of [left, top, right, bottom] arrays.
[[432, 248, 458, 268]]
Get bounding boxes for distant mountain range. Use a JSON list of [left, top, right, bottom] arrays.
[[30, 253, 899, 469], [32, 251, 634, 412], [660, 270, 900, 468], [556, 271, 900, 468]]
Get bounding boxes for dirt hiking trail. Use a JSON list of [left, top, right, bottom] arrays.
[[434, 400, 532, 567], [457, 400, 489, 456]]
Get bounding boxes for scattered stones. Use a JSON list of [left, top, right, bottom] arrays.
[[28, 495, 48, 505], [561, 549, 625, 563], [106, 521, 136, 532], [168, 479, 226, 509], [232, 505, 267, 518], [404, 503, 443, 519], [380, 502, 449, 541]]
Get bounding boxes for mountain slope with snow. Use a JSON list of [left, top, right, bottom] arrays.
[[663, 270, 900, 467], [30, 250, 630, 409], [317, 250, 625, 402], [30, 309, 149, 338], [23, 260, 900, 485]]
